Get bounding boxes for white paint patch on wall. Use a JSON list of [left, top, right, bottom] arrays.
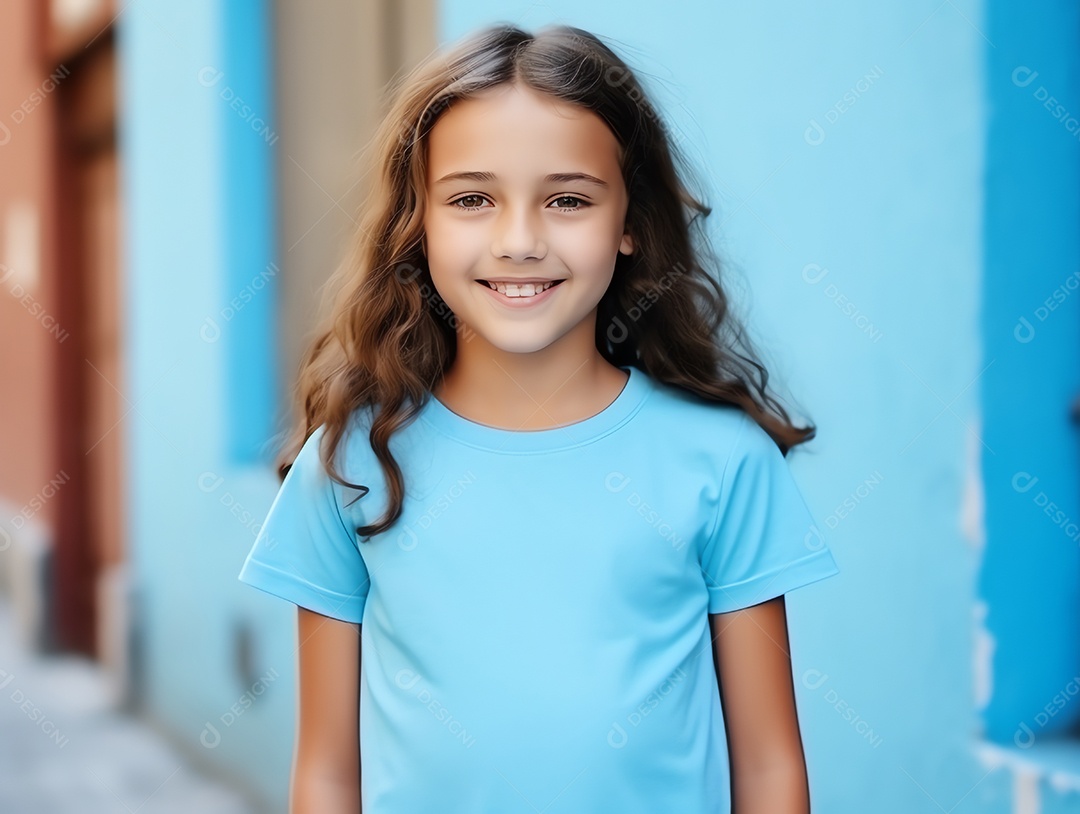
[[1015, 766, 1040, 814], [973, 600, 995, 713], [50, 0, 106, 30], [1048, 771, 1080, 795], [966, 414, 994, 717], [4, 201, 39, 291], [961, 414, 985, 550]]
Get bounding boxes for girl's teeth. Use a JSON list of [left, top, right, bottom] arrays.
[[485, 280, 557, 297]]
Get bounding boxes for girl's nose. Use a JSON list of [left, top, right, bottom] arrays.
[[491, 206, 546, 262]]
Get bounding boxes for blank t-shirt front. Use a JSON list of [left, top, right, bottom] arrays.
[[238, 364, 840, 813]]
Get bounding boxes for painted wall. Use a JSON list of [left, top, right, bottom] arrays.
[[433, 1, 1077, 811], [116, 0, 1080, 810], [118, 0, 283, 806], [981, 0, 1080, 756], [119, 1, 434, 808], [0, 0, 62, 641]]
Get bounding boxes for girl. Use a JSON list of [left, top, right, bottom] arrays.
[[239, 22, 840, 814]]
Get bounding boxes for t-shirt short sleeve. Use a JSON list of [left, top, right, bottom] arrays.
[[700, 412, 840, 614], [237, 425, 370, 624]]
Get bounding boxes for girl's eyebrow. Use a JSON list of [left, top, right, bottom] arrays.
[[434, 170, 609, 188]]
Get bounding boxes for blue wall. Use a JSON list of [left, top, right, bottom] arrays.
[[116, 0, 1080, 810], [981, 0, 1080, 757], [118, 0, 287, 806], [434, 1, 1076, 811]]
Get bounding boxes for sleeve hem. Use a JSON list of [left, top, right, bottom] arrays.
[[237, 558, 367, 624], [705, 547, 840, 615]]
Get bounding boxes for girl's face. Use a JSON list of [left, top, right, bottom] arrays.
[[422, 83, 634, 357]]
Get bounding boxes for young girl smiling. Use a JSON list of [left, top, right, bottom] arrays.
[[240, 22, 840, 814]]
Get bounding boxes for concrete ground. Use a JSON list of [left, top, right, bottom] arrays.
[[0, 597, 257, 813]]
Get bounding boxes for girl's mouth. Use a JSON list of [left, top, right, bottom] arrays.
[[476, 278, 565, 308], [477, 279, 565, 298]]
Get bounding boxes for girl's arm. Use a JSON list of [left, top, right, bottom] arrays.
[[292, 606, 362, 813], [710, 595, 811, 814]]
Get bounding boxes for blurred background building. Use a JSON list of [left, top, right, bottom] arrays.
[[0, 0, 1077, 811]]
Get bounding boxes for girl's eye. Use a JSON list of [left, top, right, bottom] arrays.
[[448, 195, 591, 212], [451, 194, 489, 210], [549, 195, 589, 211]]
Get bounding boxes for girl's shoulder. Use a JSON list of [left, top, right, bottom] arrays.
[[298, 405, 378, 478], [338, 398, 429, 460], [640, 372, 748, 434], [630, 373, 753, 471]]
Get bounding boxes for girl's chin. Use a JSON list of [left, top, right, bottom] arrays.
[[457, 323, 573, 355]]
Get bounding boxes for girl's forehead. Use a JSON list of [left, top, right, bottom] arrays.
[[426, 85, 622, 183]]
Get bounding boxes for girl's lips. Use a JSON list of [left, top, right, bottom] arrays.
[[476, 279, 564, 309]]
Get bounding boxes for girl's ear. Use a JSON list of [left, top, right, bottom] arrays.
[[619, 230, 634, 256]]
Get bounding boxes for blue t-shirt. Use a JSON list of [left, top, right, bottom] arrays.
[[237, 364, 840, 813]]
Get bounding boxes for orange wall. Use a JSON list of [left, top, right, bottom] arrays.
[[0, 0, 58, 525]]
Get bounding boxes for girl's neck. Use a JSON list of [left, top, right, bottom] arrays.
[[431, 351, 629, 432]]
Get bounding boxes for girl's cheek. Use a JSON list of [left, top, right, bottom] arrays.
[[435, 225, 482, 257]]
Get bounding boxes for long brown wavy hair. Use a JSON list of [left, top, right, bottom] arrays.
[[280, 22, 817, 541]]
